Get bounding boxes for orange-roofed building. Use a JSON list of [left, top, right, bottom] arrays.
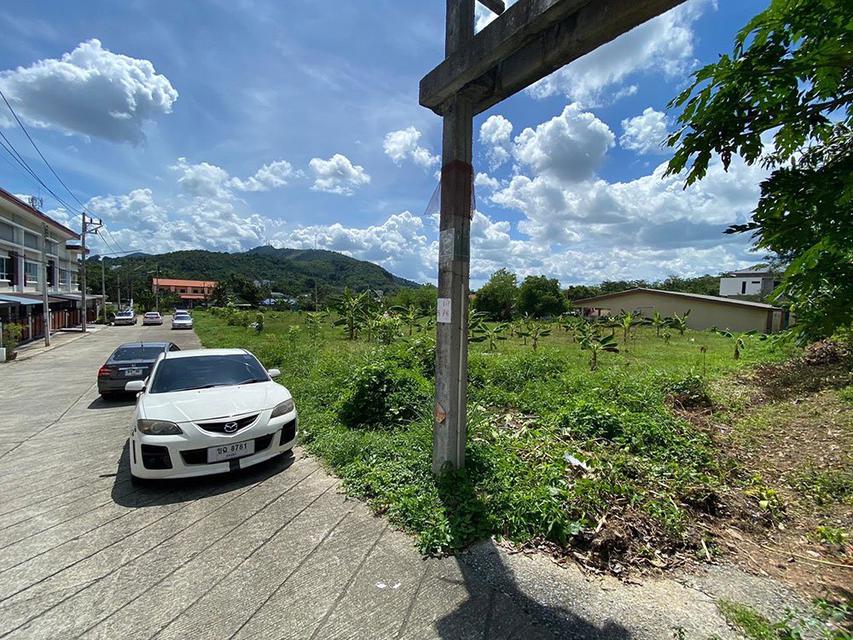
[[153, 278, 217, 306]]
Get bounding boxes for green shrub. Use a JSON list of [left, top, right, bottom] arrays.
[[665, 374, 712, 408], [559, 401, 623, 440], [337, 360, 431, 429], [2, 323, 23, 359]]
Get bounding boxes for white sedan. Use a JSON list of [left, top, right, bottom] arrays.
[[171, 312, 193, 330], [142, 311, 163, 325], [125, 348, 297, 481]]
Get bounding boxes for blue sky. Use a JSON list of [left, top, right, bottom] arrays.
[[0, 0, 770, 287]]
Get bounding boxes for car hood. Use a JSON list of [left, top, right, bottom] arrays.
[[140, 382, 290, 423]]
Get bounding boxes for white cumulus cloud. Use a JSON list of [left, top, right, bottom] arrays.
[[479, 114, 513, 169], [230, 160, 297, 191], [528, 0, 711, 106], [512, 104, 615, 183], [0, 39, 177, 143], [620, 107, 669, 154], [383, 127, 439, 170], [309, 153, 371, 196]]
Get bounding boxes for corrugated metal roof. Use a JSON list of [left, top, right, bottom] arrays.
[[0, 293, 44, 306], [574, 288, 781, 310]]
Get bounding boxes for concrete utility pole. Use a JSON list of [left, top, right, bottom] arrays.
[[100, 258, 106, 323], [79, 213, 102, 333], [432, 0, 476, 475], [41, 223, 50, 347], [423, 0, 685, 473], [80, 213, 87, 333]]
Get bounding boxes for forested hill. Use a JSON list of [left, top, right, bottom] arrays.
[[94, 245, 420, 296]]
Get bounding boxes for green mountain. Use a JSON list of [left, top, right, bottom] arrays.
[[90, 245, 421, 302]]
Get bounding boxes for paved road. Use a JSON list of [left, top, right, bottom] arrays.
[[0, 322, 789, 639]]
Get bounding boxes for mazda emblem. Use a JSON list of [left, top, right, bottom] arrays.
[[224, 421, 239, 433]]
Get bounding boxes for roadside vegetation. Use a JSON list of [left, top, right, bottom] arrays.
[[193, 299, 850, 601]]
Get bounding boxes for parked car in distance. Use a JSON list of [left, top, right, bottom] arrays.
[[114, 310, 136, 326], [171, 312, 193, 330], [142, 311, 163, 325], [126, 348, 297, 481], [98, 342, 180, 397]]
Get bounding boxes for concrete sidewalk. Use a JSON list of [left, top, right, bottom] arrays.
[[0, 322, 802, 639], [6, 324, 106, 363]]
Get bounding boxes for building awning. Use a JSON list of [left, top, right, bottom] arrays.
[[0, 293, 44, 306], [178, 294, 207, 300]]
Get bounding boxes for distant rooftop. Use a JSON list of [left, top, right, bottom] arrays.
[[725, 266, 775, 277], [574, 287, 781, 310], [153, 278, 217, 288]]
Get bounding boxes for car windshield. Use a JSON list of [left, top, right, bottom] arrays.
[[117, 312, 133, 317], [175, 313, 190, 318], [149, 354, 269, 393], [111, 346, 164, 361]]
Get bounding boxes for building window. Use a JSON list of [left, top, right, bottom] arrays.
[[741, 281, 747, 294], [23, 232, 40, 250], [59, 269, 70, 286], [0, 256, 10, 282], [0, 220, 13, 242], [24, 260, 41, 285]]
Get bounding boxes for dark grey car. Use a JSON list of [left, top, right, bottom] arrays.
[[97, 342, 181, 397]]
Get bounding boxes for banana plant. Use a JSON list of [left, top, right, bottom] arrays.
[[334, 289, 368, 340], [649, 310, 670, 338], [470, 321, 508, 351], [577, 324, 619, 371], [526, 322, 551, 351], [305, 311, 324, 343], [714, 328, 757, 360], [392, 303, 423, 336], [669, 310, 691, 335], [615, 310, 643, 342]]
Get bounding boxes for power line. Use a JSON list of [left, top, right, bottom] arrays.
[[0, 131, 84, 216], [0, 87, 91, 215]]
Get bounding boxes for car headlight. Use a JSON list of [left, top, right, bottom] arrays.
[[270, 399, 295, 418], [137, 419, 183, 435]]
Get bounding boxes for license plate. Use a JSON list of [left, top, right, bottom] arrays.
[[124, 368, 143, 376], [207, 440, 255, 463]]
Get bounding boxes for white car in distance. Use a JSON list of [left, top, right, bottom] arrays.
[[171, 312, 193, 330], [125, 348, 297, 481], [142, 311, 163, 326]]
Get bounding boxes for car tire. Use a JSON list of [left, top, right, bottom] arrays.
[[100, 392, 114, 401]]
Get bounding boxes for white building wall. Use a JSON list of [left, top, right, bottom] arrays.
[[720, 277, 767, 297]]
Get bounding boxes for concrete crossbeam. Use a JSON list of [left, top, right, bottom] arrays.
[[420, 0, 686, 115]]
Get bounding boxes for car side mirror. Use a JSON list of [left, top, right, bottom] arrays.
[[125, 380, 145, 393], [267, 368, 281, 378]]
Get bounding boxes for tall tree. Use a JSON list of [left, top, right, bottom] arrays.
[[474, 268, 518, 321], [517, 275, 566, 318], [666, 0, 852, 340]]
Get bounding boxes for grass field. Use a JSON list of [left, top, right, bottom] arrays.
[[193, 309, 850, 583]]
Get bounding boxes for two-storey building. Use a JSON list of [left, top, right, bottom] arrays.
[[0, 187, 99, 343]]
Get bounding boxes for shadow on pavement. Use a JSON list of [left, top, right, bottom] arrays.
[[111, 439, 295, 507], [88, 395, 137, 410], [432, 458, 633, 639]]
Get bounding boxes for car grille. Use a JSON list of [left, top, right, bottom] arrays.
[[196, 414, 259, 434], [180, 433, 274, 465]]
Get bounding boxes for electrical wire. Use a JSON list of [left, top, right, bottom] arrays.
[[0, 87, 91, 215]]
